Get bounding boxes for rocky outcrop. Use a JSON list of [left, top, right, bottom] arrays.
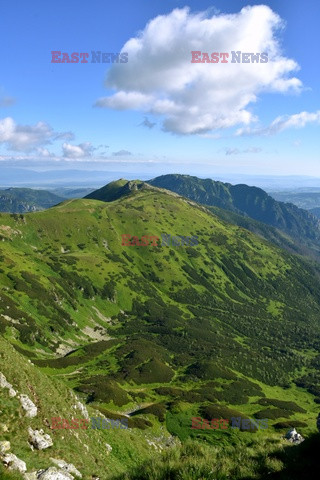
[[0, 440, 26, 473], [284, 428, 304, 444], [0, 372, 17, 397], [24, 467, 74, 479], [50, 459, 82, 478], [72, 400, 89, 420], [1, 453, 27, 473], [28, 427, 53, 450], [20, 394, 38, 418]]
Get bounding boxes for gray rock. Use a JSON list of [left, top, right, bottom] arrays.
[[28, 427, 53, 450], [0, 372, 17, 397], [72, 400, 89, 420], [35, 467, 74, 479], [20, 394, 38, 418], [2, 453, 27, 473], [284, 428, 304, 444], [50, 459, 82, 478]]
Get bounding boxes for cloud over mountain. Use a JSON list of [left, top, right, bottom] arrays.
[[95, 5, 302, 134]]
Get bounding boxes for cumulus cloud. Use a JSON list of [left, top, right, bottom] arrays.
[[0, 117, 58, 151], [62, 142, 95, 158], [36, 147, 54, 157], [95, 5, 302, 134], [112, 149, 132, 156], [236, 110, 320, 136]]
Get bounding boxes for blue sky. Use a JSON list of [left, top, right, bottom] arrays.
[[0, 0, 319, 183]]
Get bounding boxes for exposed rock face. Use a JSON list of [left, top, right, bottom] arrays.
[[72, 400, 89, 420], [1, 453, 27, 473], [26, 467, 74, 479], [0, 372, 17, 397], [285, 428, 304, 444], [20, 394, 38, 417], [50, 459, 82, 478], [28, 427, 53, 450]]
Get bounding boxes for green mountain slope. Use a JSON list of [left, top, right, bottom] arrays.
[[85, 179, 147, 202], [0, 188, 65, 213], [0, 334, 166, 479], [148, 174, 320, 260], [1, 184, 320, 477], [3, 332, 319, 480]]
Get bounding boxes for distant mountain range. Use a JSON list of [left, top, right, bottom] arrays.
[[147, 174, 320, 261]]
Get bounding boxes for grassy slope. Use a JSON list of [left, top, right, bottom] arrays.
[[1, 187, 320, 478], [0, 335, 166, 479], [148, 174, 320, 260]]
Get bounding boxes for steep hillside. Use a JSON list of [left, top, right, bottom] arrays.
[[0, 188, 65, 213], [0, 334, 170, 479], [1, 184, 320, 477], [148, 174, 320, 260], [85, 179, 148, 202]]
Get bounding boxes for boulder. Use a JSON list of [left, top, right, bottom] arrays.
[[2, 453, 27, 473], [284, 428, 304, 444], [20, 394, 38, 418], [50, 459, 82, 478], [0, 372, 17, 397], [28, 427, 53, 450], [34, 467, 74, 479]]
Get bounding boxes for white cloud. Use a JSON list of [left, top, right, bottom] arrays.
[[0, 117, 57, 151], [62, 142, 95, 158], [236, 110, 320, 136], [95, 5, 302, 134], [36, 147, 54, 157]]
